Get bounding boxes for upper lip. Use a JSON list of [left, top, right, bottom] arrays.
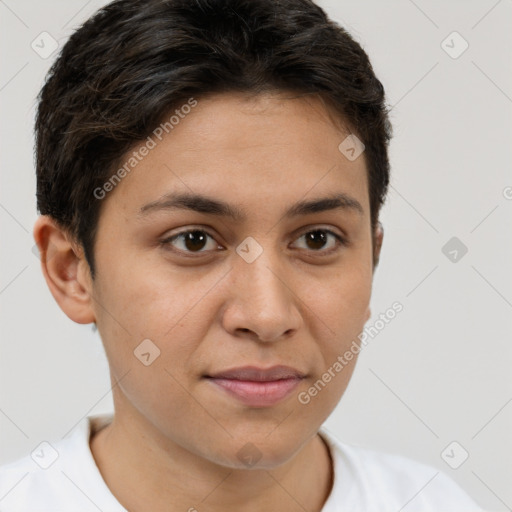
[[206, 365, 306, 382]]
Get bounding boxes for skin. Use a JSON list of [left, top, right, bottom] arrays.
[[34, 91, 383, 512]]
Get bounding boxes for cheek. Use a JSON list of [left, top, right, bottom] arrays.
[[97, 301, 210, 439], [92, 249, 225, 398], [311, 263, 373, 348], [94, 243, 216, 336], [303, 274, 370, 418]]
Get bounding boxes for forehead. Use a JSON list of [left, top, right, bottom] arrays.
[[105, 91, 370, 220]]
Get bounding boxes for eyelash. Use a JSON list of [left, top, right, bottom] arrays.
[[160, 227, 347, 258]]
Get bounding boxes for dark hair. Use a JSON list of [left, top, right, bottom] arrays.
[[35, 0, 392, 277]]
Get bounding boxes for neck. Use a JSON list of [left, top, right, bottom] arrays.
[[90, 411, 333, 512]]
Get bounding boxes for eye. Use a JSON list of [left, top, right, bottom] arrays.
[[160, 226, 346, 257], [291, 228, 346, 255], [160, 229, 220, 255]]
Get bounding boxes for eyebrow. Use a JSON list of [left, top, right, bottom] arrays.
[[139, 191, 364, 221]]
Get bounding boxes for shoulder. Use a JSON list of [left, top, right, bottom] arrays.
[[0, 414, 122, 512], [0, 450, 64, 511], [319, 427, 486, 512]]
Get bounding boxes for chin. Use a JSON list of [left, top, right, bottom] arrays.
[[209, 430, 308, 471]]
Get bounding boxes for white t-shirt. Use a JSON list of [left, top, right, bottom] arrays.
[[0, 414, 485, 511]]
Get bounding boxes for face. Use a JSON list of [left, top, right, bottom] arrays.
[[86, 92, 378, 468]]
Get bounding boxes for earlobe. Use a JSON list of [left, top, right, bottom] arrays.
[[33, 216, 96, 324], [372, 221, 384, 269]]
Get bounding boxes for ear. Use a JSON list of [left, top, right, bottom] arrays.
[[33, 216, 96, 324], [372, 221, 384, 270]]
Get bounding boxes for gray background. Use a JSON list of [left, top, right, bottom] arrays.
[[1, 1, 511, 510]]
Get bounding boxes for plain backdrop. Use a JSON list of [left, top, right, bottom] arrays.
[[1, 1, 511, 510]]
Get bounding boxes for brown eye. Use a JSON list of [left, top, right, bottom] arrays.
[[181, 230, 208, 252], [162, 229, 219, 254], [292, 228, 345, 254], [304, 230, 328, 250]]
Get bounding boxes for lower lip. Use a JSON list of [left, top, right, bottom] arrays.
[[207, 377, 302, 407]]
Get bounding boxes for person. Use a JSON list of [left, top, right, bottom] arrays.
[[0, 0, 485, 510]]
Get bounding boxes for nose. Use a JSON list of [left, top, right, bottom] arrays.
[[220, 252, 303, 343]]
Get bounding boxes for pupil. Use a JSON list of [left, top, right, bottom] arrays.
[[306, 230, 327, 250], [185, 231, 207, 251]]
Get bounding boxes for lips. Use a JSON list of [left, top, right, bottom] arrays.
[[205, 365, 306, 407], [207, 365, 306, 381]]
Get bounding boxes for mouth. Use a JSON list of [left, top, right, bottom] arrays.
[[204, 365, 306, 407]]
